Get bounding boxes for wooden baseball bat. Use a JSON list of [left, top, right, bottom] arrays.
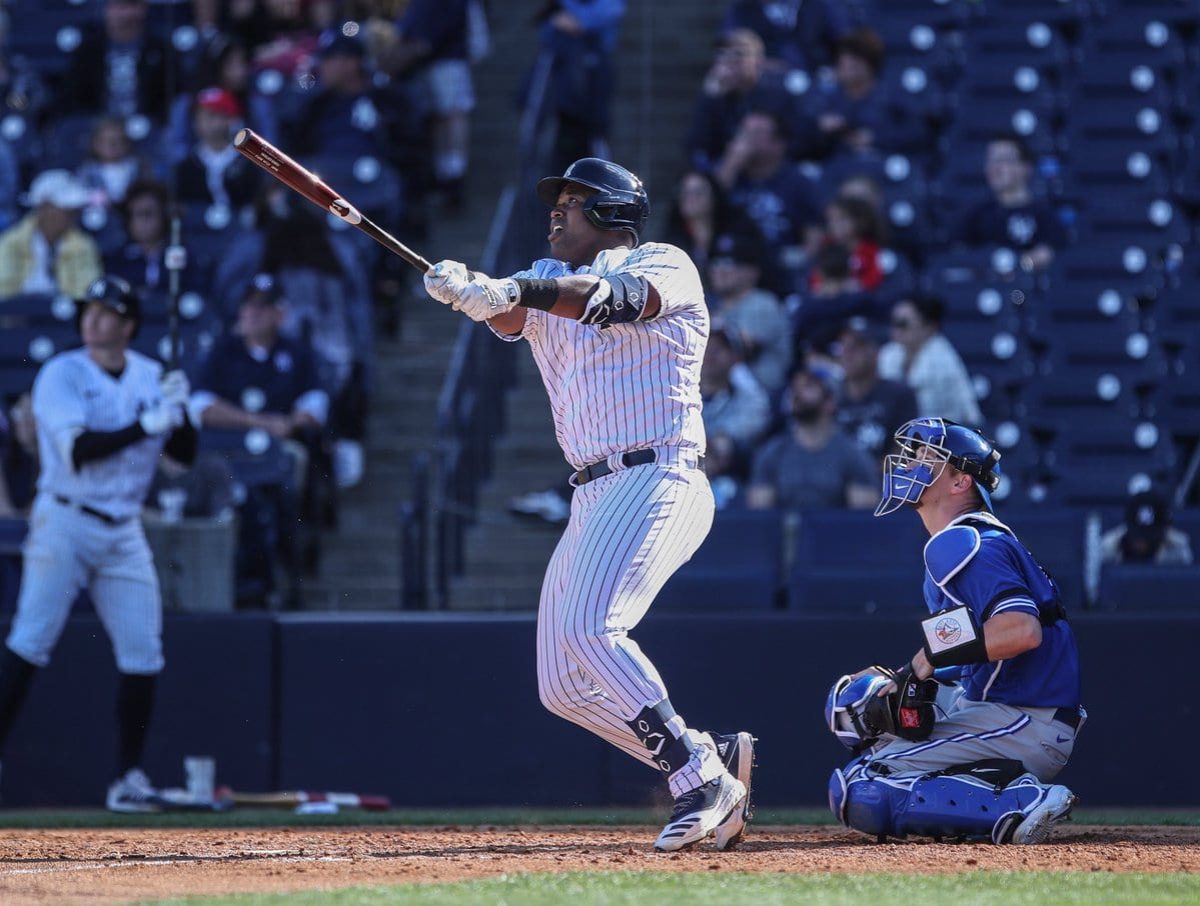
[[215, 785, 392, 811], [232, 128, 432, 273]]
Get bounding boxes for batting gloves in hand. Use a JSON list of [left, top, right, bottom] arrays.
[[138, 401, 184, 436], [160, 370, 190, 407], [453, 274, 521, 322], [423, 260, 470, 305]]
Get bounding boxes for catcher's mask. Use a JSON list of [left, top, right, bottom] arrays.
[[825, 673, 895, 751], [875, 417, 1001, 517], [536, 157, 650, 243]]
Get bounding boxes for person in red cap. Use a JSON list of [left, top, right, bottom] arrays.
[[175, 86, 259, 210]]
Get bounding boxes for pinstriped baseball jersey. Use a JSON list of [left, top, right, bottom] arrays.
[[32, 348, 167, 519], [495, 242, 709, 470]]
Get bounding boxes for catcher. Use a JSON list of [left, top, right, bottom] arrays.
[[825, 418, 1084, 844]]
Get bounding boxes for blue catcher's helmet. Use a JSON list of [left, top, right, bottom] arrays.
[[825, 673, 896, 750], [536, 158, 650, 243], [875, 417, 1002, 517]]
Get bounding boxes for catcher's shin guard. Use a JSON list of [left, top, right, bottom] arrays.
[[840, 772, 1051, 842]]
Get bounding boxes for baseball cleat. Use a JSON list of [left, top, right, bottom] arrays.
[[654, 773, 747, 853], [106, 767, 167, 814], [1011, 785, 1077, 844], [711, 732, 756, 850]]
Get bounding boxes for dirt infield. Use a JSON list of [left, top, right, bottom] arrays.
[[1, 825, 1197, 904]]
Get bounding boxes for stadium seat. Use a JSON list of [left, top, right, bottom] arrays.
[[1098, 563, 1200, 611], [654, 510, 784, 611], [787, 509, 927, 613], [974, 0, 1090, 25]]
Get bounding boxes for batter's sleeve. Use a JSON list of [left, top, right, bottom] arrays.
[[31, 359, 87, 463], [609, 243, 705, 319]]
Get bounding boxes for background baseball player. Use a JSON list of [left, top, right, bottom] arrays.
[[0, 276, 195, 811], [825, 417, 1083, 844], [423, 158, 753, 852]]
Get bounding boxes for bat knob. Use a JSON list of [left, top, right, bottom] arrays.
[[233, 128, 250, 148]]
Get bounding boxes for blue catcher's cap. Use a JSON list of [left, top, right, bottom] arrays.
[[875, 417, 1001, 517]]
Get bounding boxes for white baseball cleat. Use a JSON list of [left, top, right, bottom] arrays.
[[106, 767, 166, 814], [1011, 784, 1077, 844], [712, 732, 756, 851], [654, 773, 747, 852]]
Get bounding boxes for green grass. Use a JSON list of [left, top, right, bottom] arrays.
[[0, 806, 1196, 830], [142, 872, 1200, 906]]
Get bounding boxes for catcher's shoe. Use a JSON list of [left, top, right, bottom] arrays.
[[106, 767, 167, 814], [654, 773, 747, 853], [710, 732, 756, 851], [1010, 785, 1077, 844]]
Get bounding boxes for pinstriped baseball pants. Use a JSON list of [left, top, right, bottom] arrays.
[[536, 460, 714, 771]]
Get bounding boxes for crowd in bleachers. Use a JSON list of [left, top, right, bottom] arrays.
[[655, 0, 1200, 610], [0, 0, 488, 606]]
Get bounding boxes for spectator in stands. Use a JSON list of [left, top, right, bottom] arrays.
[[383, 0, 482, 205], [715, 109, 821, 295], [238, 0, 331, 77], [175, 88, 260, 211], [701, 321, 771, 508], [746, 365, 877, 511], [106, 178, 201, 296], [834, 317, 917, 463], [720, 0, 850, 72], [837, 173, 884, 212], [532, 1, 625, 171], [878, 295, 983, 428], [61, 0, 174, 119], [660, 169, 758, 282], [687, 28, 804, 170], [956, 134, 1066, 272], [76, 116, 150, 208], [811, 195, 885, 292], [0, 170, 102, 299], [790, 243, 873, 353], [1100, 489, 1194, 566], [285, 30, 393, 161], [707, 232, 792, 394], [0, 19, 50, 125], [807, 27, 921, 163], [167, 35, 279, 163], [190, 273, 329, 439]]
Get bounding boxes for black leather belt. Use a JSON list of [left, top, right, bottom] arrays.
[[1053, 707, 1082, 731], [572, 449, 705, 486], [54, 495, 128, 526]]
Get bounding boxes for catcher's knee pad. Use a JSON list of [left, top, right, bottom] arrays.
[[843, 773, 1048, 842]]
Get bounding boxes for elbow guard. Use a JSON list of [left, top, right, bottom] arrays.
[[579, 274, 651, 325]]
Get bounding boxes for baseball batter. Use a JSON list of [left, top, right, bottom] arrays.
[[825, 418, 1083, 843], [0, 276, 195, 811], [424, 159, 753, 851]]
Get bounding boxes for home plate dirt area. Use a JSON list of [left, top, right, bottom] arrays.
[[0, 825, 1197, 903]]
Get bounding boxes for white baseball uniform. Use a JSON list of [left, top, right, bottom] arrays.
[[492, 242, 722, 794], [8, 348, 168, 674]]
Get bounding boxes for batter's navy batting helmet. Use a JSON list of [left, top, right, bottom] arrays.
[[76, 275, 142, 338], [536, 158, 650, 242], [876, 417, 1002, 517]]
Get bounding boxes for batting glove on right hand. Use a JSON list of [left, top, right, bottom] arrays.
[[160, 370, 190, 407], [139, 401, 185, 436], [424, 260, 471, 306]]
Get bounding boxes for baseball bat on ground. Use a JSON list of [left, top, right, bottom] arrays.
[[232, 128, 432, 273], [215, 785, 392, 811]]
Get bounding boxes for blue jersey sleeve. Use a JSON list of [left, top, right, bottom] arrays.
[[943, 538, 1041, 624]]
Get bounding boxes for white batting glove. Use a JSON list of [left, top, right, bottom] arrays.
[[139, 401, 185, 436], [453, 274, 522, 322], [423, 260, 471, 306], [160, 370, 190, 407]]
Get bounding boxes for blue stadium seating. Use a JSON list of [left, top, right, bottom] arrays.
[[654, 509, 784, 611], [1098, 563, 1200, 611]]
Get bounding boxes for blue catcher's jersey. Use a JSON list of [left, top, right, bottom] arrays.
[[922, 512, 1081, 709]]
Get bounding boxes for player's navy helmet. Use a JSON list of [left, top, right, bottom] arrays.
[[875, 417, 1002, 517], [825, 673, 894, 750], [76, 275, 142, 338], [536, 158, 650, 242]]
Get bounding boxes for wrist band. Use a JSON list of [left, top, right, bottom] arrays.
[[514, 278, 558, 311]]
